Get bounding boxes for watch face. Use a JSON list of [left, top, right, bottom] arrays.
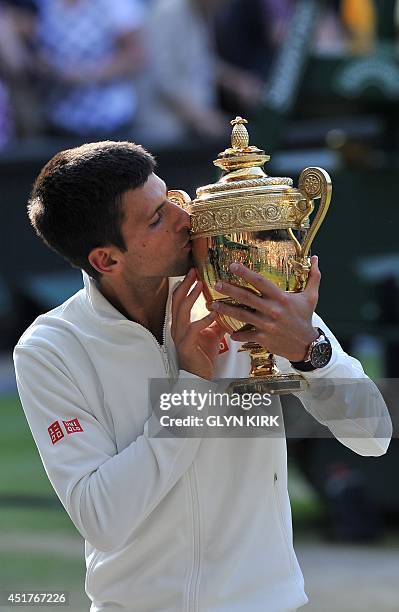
[[310, 340, 332, 368]]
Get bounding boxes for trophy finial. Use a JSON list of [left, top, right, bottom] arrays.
[[213, 116, 270, 174], [231, 117, 249, 150]]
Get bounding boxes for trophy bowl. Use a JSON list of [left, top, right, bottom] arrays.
[[169, 117, 332, 394]]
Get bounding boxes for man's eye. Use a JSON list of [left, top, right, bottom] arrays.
[[150, 214, 161, 227]]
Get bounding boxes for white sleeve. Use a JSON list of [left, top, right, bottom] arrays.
[[280, 312, 392, 457], [13, 344, 211, 552]]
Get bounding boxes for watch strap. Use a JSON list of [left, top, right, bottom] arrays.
[[290, 328, 329, 372], [290, 358, 319, 372]]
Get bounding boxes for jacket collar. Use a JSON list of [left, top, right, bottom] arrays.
[[82, 271, 183, 323]]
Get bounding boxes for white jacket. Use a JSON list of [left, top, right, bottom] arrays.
[[13, 273, 391, 612]]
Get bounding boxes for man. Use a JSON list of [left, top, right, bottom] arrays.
[[14, 141, 391, 611], [34, 0, 145, 138], [135, 0, 263, 145], [0, 0, 41, 140]]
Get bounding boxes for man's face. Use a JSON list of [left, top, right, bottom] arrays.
[[118, 173, 193, 282]]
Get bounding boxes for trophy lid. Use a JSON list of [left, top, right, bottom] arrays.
[[195, 117, 293, 201], [189, 117, 312, 237]]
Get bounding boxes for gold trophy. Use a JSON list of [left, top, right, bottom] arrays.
[[169, 117, 332, 394]]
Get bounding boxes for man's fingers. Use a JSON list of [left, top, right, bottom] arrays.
[[209, 302, 262, 327], [213, 280, 275, 315], [185, 281, 203, 310], [208, 321, 227, 340], [172, 268, 196, 319], [228, 263, 283, 301], [173, 268, 196, 299], [188, 311, 218, 334], [231, 330, 258, 343], [304, 256, 321, 302], [172, 281, 203, 337], [201, 320, 226, 342]]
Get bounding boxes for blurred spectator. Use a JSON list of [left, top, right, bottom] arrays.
[[313, 0, 380, 56], [214, 0, 294, 115], [215, 0, 273, 80], [263, 0, 295, 47], [215, 0, 295, 73], [313, 0, 347, 56], [135, 0, 263, 146], [35, 0, 146, 139], [0, 0, 40, 139], [0, 79, 12, 148], [340, 0, 377, 54]]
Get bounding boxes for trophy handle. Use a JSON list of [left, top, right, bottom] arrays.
[[296, 167, 332, 259], [167, 189, 192, 210]]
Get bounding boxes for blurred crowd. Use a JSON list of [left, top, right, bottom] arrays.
[[0, 0, 398, 150]]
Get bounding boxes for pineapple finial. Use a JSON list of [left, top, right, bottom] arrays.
[[231, 117, 249, 150]]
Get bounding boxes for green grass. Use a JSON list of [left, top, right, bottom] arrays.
[[1, 395, 54, 497], [0, 506, 77, 535], [0, 551, 90, 610], [0, 551, 85, 589], [1, 395, 88, 609]]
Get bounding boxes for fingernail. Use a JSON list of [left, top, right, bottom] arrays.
[[230, 263, 239, 273], [215, 281, 223, 291]]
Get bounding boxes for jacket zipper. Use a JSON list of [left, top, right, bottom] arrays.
[[187, 464, 201, 612], [142, 282, 175, 378], [161, 310, 171, 377], [145, 280, 201, 610], [140, 323, 170, 376], [162, 281, 201, 609]]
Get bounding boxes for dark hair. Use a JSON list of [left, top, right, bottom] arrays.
[[28, 141, 156, 280]]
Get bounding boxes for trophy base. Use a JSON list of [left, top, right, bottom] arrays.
[[227, 373, 307, 396]]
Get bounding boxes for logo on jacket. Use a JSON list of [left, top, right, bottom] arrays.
[[48, 420, 64, 445], [48, 418, 84, 444], [218, 336, 229, 355], [63, 418, 84, 434]]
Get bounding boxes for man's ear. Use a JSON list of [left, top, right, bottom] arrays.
[[88, 246, 123, 277]]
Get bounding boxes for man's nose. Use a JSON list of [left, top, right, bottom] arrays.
[[171, 200, 191, 233]]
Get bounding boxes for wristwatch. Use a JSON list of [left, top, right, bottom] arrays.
[[290, 328, 332, 372]]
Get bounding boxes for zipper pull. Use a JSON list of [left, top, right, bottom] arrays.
[[162, 345, 170, 376]]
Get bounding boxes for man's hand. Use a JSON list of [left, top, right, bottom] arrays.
[[210, 256, 321, 362], [172, 269, 225, 380]]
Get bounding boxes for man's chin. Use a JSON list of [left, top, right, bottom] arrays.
[[169, 253, 194, 277]]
